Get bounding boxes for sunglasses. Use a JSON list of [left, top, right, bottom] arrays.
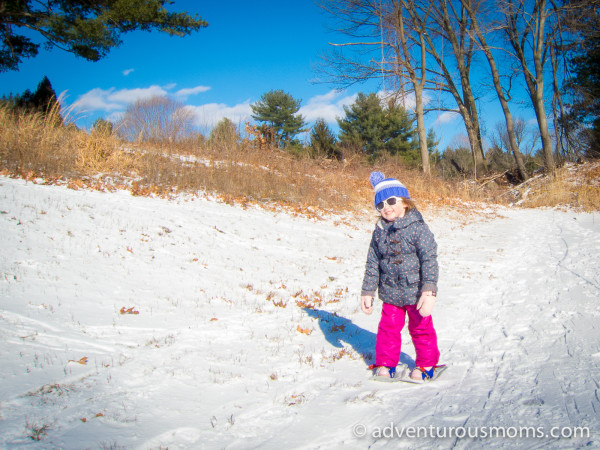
[[376, 197, 401, 211]]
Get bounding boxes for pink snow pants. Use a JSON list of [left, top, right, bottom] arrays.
[[375, 302, 440, 368]]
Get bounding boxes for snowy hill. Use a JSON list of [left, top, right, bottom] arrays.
[[1, 176, 598, 449]]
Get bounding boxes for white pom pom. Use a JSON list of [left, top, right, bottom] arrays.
[[369, 171, 385, 188]]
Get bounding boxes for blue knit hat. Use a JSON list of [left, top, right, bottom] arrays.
[[369, 171, 410, 208]]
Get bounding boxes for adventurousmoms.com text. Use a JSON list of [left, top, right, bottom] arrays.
[[351, 423, 591, 440]]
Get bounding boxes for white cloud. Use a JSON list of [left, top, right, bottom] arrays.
[[106, 85, 169, 104], [375, 90, 421, 112], [299, 90, 358, 123], [72, 88, 123, 112], [434, 110, 461, 125], [526, 117, 538, 127], [72, 83, 216, 119], [175, 85, 211, 98], [122, 69, 134, 76], [186, 101, 253, 129], [72, 84, 189, 116], [72, 85, 167, 114]]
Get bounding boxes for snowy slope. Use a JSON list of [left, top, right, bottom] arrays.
[[0, 176, 599, 449]]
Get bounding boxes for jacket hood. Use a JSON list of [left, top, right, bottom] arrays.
[[378, 207, 423, 230]]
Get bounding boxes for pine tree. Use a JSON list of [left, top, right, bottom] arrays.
[[15, 89, 34, 110], [31, 76, 59, 113], [6, 76, 61, 121], [337, 93, 417, 161], [309, 119, 339, 159], [1, 0, 208, 72], [250, 90, 306, 148], [566, 33, 600, 157]]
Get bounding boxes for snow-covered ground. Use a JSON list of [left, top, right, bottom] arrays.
[[1, 175, 599, 449]]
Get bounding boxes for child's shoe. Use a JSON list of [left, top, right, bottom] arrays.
[[374, 366, 396, 378], [410, 366, 431, 380], [410, 365, 446, 381]]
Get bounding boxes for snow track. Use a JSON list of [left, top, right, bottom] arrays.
[[425, 209, 600, 449], [0, 176, 598, 449]]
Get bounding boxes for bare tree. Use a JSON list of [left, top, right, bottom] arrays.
[[427, 0, 488, 175], [389, 0, 433, 175], [319, 0, 593, 179], [501, 0, 558, 174], [117, 96, 195, 144], [388, 0, 490, 177], [318, 0, 436, 174], [494, 117, 537, 155], [460, 0, 530, 180], [318, 1, 390, 88], [318, 0, 490, 176]]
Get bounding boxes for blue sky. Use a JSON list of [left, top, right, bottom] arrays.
[[0, 0, 531, 150]]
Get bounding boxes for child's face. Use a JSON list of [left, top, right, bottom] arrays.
[[380, 197, 408, 221]]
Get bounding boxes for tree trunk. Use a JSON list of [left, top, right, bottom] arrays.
[[462, 0, 529, 180], [462, 108, 482, 178], [532, 22, 556, 173], [533, 93, 556, 172], [507, 116, 530, 181], [394, 0, 431, 175], [505, 0, 556, 175], [414, 85, 431, 175], [463, 86, 487, 170], [434, 0, 487, 175]]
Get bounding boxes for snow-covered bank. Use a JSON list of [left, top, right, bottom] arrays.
[[1, 176, 598, 449]]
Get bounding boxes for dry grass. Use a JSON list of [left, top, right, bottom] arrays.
[[0, 103, 135, 178], [508, 161, 600, 211], [1, 105, 598, 214]]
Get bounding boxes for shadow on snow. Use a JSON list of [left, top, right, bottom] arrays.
[[302, 308, 415, 367]]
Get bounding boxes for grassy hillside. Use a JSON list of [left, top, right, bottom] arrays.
[[1, 105, 598, 213]]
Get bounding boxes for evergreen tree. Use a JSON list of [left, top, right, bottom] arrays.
[[426, 129, 439, 155], [31, 76, 59, 113], [250, 90, 306, 148], [5, 76, 61, 121], [426, 128, 442, 166], [565, 33, 600, 157], [0, 0, 208, 72], [337, 93, 417, 161], [309, 118, 339, 159], [14, 89, 34, 110]]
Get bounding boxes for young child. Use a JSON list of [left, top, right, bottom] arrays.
[[361, 172, 441, 381]]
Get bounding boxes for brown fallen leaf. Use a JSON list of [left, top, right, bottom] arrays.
[[69, 357, 88, 365], [296, 325, 312, 335]]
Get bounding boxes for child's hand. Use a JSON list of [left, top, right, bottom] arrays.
[[361, 295, 374, 314], [417, 292, 436, 317]]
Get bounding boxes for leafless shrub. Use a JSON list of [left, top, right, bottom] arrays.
[[116, 96, 195, 144]]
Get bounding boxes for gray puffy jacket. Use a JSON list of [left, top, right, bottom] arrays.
[[361, 208, 438, 306]]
